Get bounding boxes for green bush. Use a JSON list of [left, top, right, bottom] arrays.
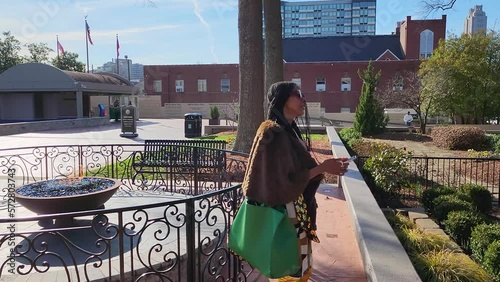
[[210, 105, 220, 119], [458, 184, 493, 214], [443, 210, 487, 248], [338, 128, 361, 149], [485, 133, 500, 153], [350, 140, 398, 156], [483, 240, 500, 282], [431, 126, 488, 150], [432, 194, 475, 222], [471, 223, 500, 263], [421, 186, 456, 212], [363, 147, 412, 194], [413, 250, 492, 282]]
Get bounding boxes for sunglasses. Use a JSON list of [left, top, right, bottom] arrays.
[[291, 90, 304, 99]]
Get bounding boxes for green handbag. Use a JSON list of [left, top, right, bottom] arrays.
[[228, 199, 300, 278]]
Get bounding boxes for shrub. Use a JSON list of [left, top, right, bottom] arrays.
[[431, 126, 488, 150], [471, 223, 500, 263], [457, 184, 493, 214], [210, 106, 220, 119], [466, 149, 498, 159], [413, 250, 492, 282], [402, 227, 453, 254], [483, 240, 500, 282], [421, 186, 456, 212], [443, 210, 487, 248], [485, 133, 500, 153], [432, 194, 475, 222], [363, 147, 412, 194], [338, 128, 361, 149]]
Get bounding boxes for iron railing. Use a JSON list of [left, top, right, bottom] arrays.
[[356, 156, 500, 205], [0, 144, 253, 281]]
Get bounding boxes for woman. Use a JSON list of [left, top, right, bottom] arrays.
[[242, 81, 348, 281]]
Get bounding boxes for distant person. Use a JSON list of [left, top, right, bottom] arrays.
[[113, 99, 120, 107], [404, 111, 413, 126], [128, 101, 133, 106]]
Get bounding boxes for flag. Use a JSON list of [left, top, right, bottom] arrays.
[[116, 36, 120, 58], [57, 39, 65, 55], [86, 21, 94, 45]]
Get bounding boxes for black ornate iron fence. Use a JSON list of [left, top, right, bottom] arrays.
[[0, 144, 254, 281], [356, 156, 500, 205]]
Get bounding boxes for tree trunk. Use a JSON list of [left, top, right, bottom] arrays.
[[263, 0, 283, 116], [233, 0, 264, 153]]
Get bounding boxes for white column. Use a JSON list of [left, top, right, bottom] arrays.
[[76, 90, 83, 118]]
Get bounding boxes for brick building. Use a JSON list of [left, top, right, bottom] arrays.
[[143, 15, 446, 119]]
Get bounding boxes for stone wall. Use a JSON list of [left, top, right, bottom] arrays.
[[0, 117, 111, 136]]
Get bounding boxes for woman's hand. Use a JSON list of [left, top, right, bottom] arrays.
[[320, 158, 349, 176], [309, 158, 349, 179]]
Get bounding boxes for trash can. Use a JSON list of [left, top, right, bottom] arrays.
[[98, 104, 106, 117], [185, 113, 202, 138]]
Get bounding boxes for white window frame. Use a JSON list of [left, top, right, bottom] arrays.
[[420, 29, 434, 59], [291, 77, 302, 87], [316, 77, 326, 92], [220, 78, 230, 93], [175, 79, 184, 93], [341, 77, 351, 91], [153, 80, 162, 93], [198, 79, 207, 92]]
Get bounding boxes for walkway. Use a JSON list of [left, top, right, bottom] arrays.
[[255, 184, 367, 282]]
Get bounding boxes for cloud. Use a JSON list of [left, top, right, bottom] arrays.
[[11, 24, 180, 43], [191, 0, 219, 63]]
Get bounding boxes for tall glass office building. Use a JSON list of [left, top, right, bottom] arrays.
[[281, 0, 376, 38]]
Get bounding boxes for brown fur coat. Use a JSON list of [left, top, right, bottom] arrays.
[[242, 120, 323, 207]]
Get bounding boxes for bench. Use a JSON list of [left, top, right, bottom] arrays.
[[131, 139, 227, 183]]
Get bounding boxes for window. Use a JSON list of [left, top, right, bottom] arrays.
[[420, 29, 434, 59], [153, 80, 162, 93], [341, 77, 351, 91], [316, 77, 326, 92], [198, 79, 207, 92], [291, 77, 302, 87], [175, 79, 184, 93], [220, 78, 230, 93], [392, 77, 404, 91], [341, 107, 351, 113]]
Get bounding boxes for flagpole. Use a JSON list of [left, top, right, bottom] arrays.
[[85, 16, 89, 73], [116, 34, 119, 76], [56, 35, 60, 63]]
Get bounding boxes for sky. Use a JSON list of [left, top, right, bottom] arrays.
[[0, 0, 499, 68]]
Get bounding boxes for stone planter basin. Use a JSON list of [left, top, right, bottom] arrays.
[[15, 177, 119, 215]]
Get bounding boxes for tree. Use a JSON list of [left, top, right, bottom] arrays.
[[420, 32, 500, 124], [354, 61, 386, 136], [25, 43, 53, 63], [421, 0, 457, 13], [379, 70, 434, 133], [51, 51, 85, 72], [0, 31, 23, 74], [233, 0, 264, 153], [263, 0, 283, 116]]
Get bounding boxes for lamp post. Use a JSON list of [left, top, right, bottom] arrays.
[[124, 55, 131, 81]]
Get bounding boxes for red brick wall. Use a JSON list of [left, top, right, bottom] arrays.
[[145, 60, 420, 114], [401, 15, 447, 60], [144, 64, 240, 105]]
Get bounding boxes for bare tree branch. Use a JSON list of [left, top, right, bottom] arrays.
[[421, 0, 457, 13]]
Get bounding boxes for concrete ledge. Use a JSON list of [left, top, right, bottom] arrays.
[[327, 127, 422, 282], [0, 117, 112, 136]]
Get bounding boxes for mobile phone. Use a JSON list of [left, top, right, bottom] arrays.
[[345, 156, 357, 163]]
